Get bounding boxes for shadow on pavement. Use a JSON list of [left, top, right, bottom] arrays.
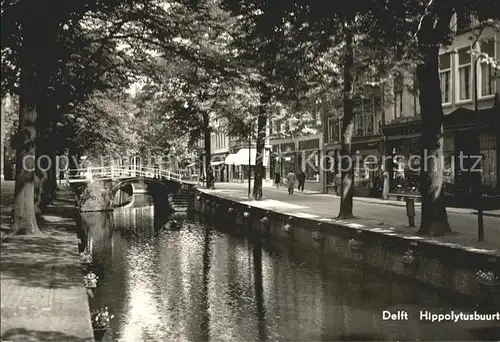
[[1, 233, 82, 289], [1, 328, 93, 342], [1, 185, 82, 289]]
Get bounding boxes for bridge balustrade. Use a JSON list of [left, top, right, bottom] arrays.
[[67, 165, 187, 183]]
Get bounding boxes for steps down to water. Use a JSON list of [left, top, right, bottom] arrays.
[[169, 187, 195, 212]]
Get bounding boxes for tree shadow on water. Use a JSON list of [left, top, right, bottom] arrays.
[[2, 328, 93, 342]]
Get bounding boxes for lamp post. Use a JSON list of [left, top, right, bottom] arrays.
[[473, 52, 486, 242]]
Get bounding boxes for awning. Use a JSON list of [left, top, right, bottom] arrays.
[[234, 148, 257, 166], [225, 154, 237, 165], [210, 160, 224, 166]]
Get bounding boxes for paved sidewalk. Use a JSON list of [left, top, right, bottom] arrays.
[[214, 182, 500, 217], [1, 181, 94, 342], [207, 183, 500, 253]]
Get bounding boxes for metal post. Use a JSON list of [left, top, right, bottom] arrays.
[[405, 198, 415, 227], [248, 118, 252, 199], [474, 54, 485, 242]]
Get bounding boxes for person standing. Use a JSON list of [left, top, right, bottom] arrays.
[[297, 170, 306, 192], [274, 172, 281, 188], [287, 169, 296, 195], [207, 166, 215, 189]]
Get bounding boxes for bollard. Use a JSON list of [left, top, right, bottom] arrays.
[[405, 198, 415, 227], [478, 207, 484, 242]]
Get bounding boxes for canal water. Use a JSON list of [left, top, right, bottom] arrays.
[[79, 195, 499, 342]]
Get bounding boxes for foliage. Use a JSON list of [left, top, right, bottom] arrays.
[[91, 307, 114, 329], [79, 251, 93, 264], [55, 90, 138, 159], [74, 184, 95, 212], [1, 95, 18, 148], [84, 272, 98, 287]]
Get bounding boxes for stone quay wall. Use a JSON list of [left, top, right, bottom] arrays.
[[194, 188, 500, 310]]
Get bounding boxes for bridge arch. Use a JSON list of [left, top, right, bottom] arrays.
[[109, 177, 175, 205], [70, 165, 192, 212]]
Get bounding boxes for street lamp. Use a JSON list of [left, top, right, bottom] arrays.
[[473, 52, 487, 241]]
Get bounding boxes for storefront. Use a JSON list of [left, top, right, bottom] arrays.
[[351, 136, 383, 197], [298, 139, 320, 181], [382, 106, 500, 202], [383, 117, 422, 194], [211, 153, 228, 182]]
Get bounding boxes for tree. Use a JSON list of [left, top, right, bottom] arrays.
[[220, 0, 333, 199], [2, 0, 217, 233], [414, 0, 500, 236]]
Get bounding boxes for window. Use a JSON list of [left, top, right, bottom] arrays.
[[336, 119, 341, 141], [279, 120, 285, 133], [328, 117, 341, 143], [411, 74, 419, 114], [368, 115, 374, 135], [394, 74, 403, 117], [439, 53, 451, 103], [355, 111, 364, 137], [480, 39, 496, 97], [456, 12, 471, 32], [311, 102, 318, 122], [364, 97, 376, 135], [458, 47, 471, 101]]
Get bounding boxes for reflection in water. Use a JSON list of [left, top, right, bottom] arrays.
[[80, 195, 500, 342]]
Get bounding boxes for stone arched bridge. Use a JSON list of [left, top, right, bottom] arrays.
[[69, 166, 196, 212]]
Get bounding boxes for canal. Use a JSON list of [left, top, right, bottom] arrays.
[[79, 195, 499, 341]]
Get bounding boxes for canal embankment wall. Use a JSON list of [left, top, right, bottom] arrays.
[[194, 188, 500, 310], [0, 182, 94, 341]]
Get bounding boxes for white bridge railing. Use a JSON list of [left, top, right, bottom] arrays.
[[67, 166, 184, 183]]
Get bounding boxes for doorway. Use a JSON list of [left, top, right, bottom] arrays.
[[454, 130, 480, 196]]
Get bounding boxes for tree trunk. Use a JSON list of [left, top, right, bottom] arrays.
[[338, 20, 355, 219], [203, 111, 213, 189], [11, 40, 41, 234], [253, 92, 270, 200], [415, 2, 453, 236]]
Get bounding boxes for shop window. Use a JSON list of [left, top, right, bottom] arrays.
[[480, 133, 496, 186], [302, 150, 320, 181], [325, 151, 337, 185]]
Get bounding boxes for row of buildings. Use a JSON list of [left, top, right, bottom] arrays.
[[197, 20, 500, 202]]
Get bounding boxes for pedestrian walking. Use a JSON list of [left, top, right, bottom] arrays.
[[287, 169, 296, 195], [297, 170, 306, 192], [274, 172, 281, 188]]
